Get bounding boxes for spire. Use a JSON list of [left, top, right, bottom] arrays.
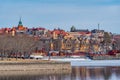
[[18, 17, 23, 26]]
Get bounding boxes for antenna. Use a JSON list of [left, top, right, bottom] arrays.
[[98, 23, 100, 33], [98, 23, 100, 30], [19, 16, 22, 21]]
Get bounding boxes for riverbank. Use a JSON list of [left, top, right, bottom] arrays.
[[0, 59, 71, 72], [92, 54, 120, 60], [0, 70, 71, 76]]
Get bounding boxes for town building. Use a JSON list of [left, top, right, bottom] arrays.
[[16, 18, 27, 34], [0, 19, 118, 56]]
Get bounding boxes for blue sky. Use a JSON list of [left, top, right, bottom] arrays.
[[0, 0, 120, 33]]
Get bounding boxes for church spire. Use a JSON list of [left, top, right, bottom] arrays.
[[18, 17, 23, 27]]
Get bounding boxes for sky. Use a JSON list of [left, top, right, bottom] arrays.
[[0, 0, 120, 33]]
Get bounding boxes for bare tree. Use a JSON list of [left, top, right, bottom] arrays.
[[0, 34, 39, 60], [0, 34, 14, 60]]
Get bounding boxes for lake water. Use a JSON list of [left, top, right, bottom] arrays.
[[0, 66, 120, 80]]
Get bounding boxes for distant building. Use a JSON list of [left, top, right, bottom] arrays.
[[91, 29, 104, 38], [51, 28, 67, 39], [48, 37, 99, 53], [70, 26, 91, 38], [113, 34, 120, 49], [71, 26, 89, 32], [0, 19, 116, 54], [27, 27, 48, 37], [16, 18, 27, 34]]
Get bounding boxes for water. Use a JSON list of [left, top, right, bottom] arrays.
[[0, 66, 120, 80], [71, 60, 120, 66]]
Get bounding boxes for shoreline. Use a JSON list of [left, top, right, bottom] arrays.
[[0, 59, 71, 72], [0, 69, 71, 76]]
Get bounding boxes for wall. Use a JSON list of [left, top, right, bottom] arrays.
[[0, 61, 71, 71]]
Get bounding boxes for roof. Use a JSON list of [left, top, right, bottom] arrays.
[[29, 27, 46, 31], [71, 29, 89, 32], [51, 29, 67, 36]]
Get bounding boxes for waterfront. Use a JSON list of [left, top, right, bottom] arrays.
[[0, 66, 120, 80], [0, 60, 71, 71]]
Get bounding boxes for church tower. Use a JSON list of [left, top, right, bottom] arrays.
[[18, 18, 24, 30], [18, 18, 23, 26]]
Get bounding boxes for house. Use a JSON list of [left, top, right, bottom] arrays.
[[27, 27, 47, 37], [51, 29, 67, 39]]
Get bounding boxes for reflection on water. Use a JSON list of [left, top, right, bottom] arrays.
[[0, 74, 71, 80], [1, 66, 120, 80], [72, 66, 120, 80]]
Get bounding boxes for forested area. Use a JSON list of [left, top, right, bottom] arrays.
[[0, 34, 38, 60]]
